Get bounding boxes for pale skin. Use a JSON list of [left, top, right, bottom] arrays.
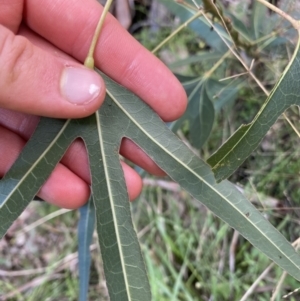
[[0, 0, 187, 209]]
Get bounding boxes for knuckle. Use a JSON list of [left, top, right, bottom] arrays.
[[0, 29, 34, 86], [121, 48, 152, 91]]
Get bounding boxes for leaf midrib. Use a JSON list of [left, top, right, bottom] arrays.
[[106, 89, 297, 265], [211, 35, 300, 170], [0, 119, 71, 208], [95, 110, 131, 300]]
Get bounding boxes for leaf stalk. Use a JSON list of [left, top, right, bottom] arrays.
[[84, 0, 114, 69]]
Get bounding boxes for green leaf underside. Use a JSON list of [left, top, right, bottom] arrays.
[[208, 35, 300, 181], [84, 112, 151, 301], [0, 111, 151, 300], [102, 73, 300, 281], [1, 69, 300, 301], [0, 118, 75, 235]]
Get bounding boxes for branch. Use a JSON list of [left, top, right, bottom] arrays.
[[256, 0, 300, 30]]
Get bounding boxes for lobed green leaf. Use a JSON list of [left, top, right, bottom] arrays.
[[2, 69, 300, 300]]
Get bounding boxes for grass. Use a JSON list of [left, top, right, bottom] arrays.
[[2, 0, 300, 300], [1, 187, 300, 300]]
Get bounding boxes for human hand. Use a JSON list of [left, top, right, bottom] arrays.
[[0, 0, 187, 208]]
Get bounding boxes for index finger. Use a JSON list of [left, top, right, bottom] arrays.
[[24, 0, 187, 121]]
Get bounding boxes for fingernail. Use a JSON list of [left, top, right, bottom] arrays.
[[60, 66, 102, 105]]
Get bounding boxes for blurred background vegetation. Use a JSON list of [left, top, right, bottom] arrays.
[[1, 0, 300, 300]]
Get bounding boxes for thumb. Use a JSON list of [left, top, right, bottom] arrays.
[[0, 25, 105, 118]]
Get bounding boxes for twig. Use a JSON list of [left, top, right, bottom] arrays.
[[190, 0, 200, 10], [201, 11, 269, 95], [229, 230, 239, 274], [0, 244, 97, 277], [201, 10, 300, 138], [256, 0, 300, 30], [203, 50, 231, 79], [143, 178, 181, 192], [283, 112, 300, 138], [239, 238, 300, 301], [175, 0, 300, 137], [271, 238, 300, 300], [151, 9, 203, 54], [239, 263, 274, 301], [0, 274, 63, 301], [204, 0, 237, 50], [15, 208, 71, 237]]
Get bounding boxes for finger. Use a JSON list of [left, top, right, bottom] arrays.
[[39, 160, 142, 207], [0, 0, 23, 33], [25, 0, 187, 121], [0, 109, 165, 176], [0, 108, 40, 138], [60, 138, 165, 182], [12, 28, 169, 176], [38, 163, 90, 209], [120, 161, 143, 201], [0, 124, 89, 208], [0, 24, 105, 118], [120, 139, 165, 176], [0, 123, 25, 176], [0, 124, 142, 208]]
